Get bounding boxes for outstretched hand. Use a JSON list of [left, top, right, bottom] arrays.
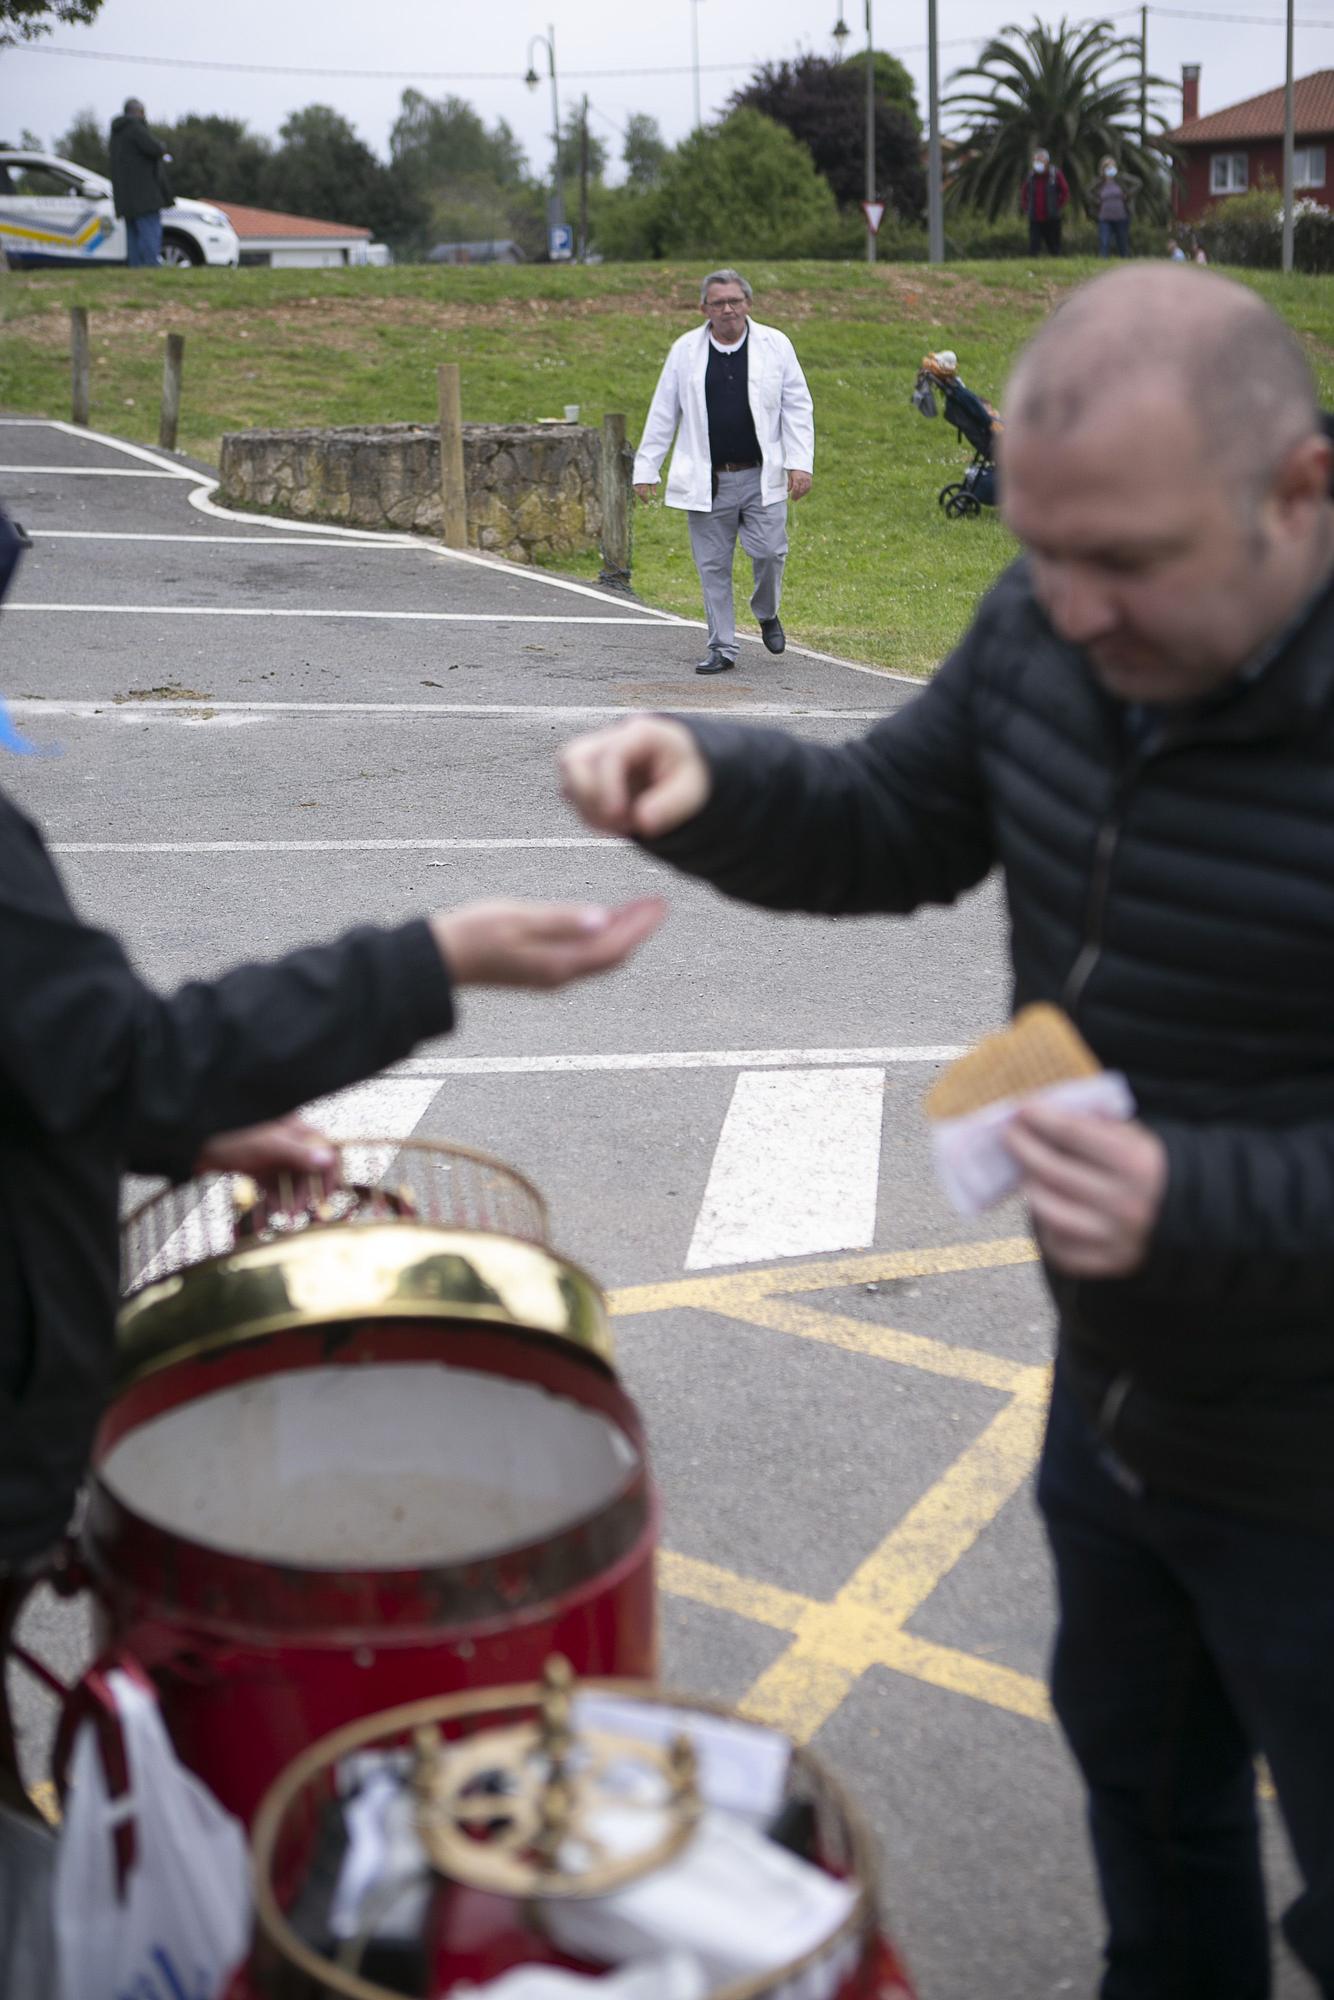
[[559, 717, 711, 840], [432, 896, 666, 989]]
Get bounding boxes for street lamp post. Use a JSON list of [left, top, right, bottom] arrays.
[[524, 26, 567, 257], [833, 7, 876, 262], [927, 0, 944, 261], [690, 0, 704, 131], [1282, 0, 1295, 273]]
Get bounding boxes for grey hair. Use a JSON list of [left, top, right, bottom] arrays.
[[700, 268, 752, 305]]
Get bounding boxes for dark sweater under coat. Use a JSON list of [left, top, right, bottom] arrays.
[[0, 792, 455, 1560], [650, 555, 1334, 1531], [704, 337, 762, 468]]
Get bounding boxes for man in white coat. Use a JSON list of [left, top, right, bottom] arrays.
[[633, 269, 815, 674]]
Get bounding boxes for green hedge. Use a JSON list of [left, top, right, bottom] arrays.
[[1191, 189, 1334, 274]]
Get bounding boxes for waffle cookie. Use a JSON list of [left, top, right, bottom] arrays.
[[925, 1004, 1101, 1122]]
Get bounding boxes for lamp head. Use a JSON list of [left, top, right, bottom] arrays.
[[524, 65, 540, 90]]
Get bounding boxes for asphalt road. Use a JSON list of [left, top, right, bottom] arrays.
[[0, 416, 1311, 1997]]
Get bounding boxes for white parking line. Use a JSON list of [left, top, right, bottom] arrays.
[[0, 467, 190, 478], [9, 604, 670, 624], [53, 838, 610, 853], [686, 1068, 886, 1269], [391, 1046, 963, 1079], [11, 700, 887, 721], [31, 532, 435, 547]]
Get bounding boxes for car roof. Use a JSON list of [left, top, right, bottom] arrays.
[[0, 150, 108, 182]]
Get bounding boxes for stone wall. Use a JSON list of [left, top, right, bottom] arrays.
[[216, 421, 607, 562]]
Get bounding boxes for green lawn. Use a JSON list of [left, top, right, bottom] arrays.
[[5, 260, 1333, 675]]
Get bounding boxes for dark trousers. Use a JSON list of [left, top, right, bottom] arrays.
[[1029, 215, 1063, 255], [1039, 1371, 1334, 1997], [1099, 218, 1131, 257]]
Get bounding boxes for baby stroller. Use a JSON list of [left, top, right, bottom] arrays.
[[910, 350, 1002, 519]]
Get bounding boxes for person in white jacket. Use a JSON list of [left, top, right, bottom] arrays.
[[633, 269, 815, 674]]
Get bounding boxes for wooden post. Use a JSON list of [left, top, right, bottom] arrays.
[[159, 331, 186, 452], [70, 306, 91, 427], [597, 411, 631, 593], [436, 363, 468, 550]]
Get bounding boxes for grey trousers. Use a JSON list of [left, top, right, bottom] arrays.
[[686, 467, 788, 661]]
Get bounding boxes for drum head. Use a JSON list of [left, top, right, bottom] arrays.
[[99, 1363, 638, 1569]]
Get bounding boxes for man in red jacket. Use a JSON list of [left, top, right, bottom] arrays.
[[1022, 146, 1070, 255]]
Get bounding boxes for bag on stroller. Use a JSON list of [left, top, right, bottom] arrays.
[[910, 351, 1002, 518]]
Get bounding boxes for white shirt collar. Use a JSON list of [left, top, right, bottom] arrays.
[[708, 325, 749, 355]]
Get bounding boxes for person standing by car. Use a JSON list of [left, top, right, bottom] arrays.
[[1092, 156, 1132, 257], [632, 269, 814, 676], [108, 98, 172, 268], [1021, 146, 1070, 255]]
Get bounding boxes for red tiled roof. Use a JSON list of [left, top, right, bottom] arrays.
[[211, 201, 371, 241], [1165, 69, 1334, 144]]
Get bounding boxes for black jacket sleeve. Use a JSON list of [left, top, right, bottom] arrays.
[[1143, 1118, 1334, 1305], [644, 621, 995, 915], [0, 795, 455, 1182]]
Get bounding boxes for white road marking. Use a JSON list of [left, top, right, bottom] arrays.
[[0, 466, 190, 478], [53, 838, 610, 853], [9, 604, 669, 624], [686, 1068, 886, 1270], [299, 1075, 442, 1184], [392, 1046, 963, 1079], [10, 700, 887, 721], [30, 531, 432, 547]]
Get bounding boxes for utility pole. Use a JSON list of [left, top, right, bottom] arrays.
[[690, 0, 703, 129], [579, 94, 590, 263], [865, 0, 876, 262], [1282, 0, 1295, 272], [927, 0, 944, 261], [1139, 4, 1148, 147]]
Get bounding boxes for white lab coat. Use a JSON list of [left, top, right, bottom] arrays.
[[631, 319, 814, 513]]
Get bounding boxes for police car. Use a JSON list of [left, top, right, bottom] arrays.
[[0, 150, 239, 268]]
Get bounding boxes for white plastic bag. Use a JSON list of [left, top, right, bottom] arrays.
[[54, 1669, 252, 2000]]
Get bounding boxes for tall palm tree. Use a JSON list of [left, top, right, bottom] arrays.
[[945, 17, 1174, 223]]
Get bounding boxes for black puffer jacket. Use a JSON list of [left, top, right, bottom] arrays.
[[108, 113, 172, 220], [652, 556, 1334, 1530]]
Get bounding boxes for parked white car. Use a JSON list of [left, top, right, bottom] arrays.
[[0, 150, 239, 268]]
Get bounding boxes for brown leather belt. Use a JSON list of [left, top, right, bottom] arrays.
[[714, 460, 760, 472]]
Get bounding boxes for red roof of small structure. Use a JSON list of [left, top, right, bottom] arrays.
[[212, 201, 371, 240], [1165, 69, 1334, 145]]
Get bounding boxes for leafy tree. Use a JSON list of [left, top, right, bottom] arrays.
[[945, 16, 1174, 221], [729, 54, 924, 219], [645, 108, 841, 258], [838, 50, 921, 132], [1, 0, 101, 45], [389, 90, 527, 187], [54, 105, 109, 176], [622, 112, 668, 190], [156, 114, 271, 204], [261, 103, 428, 248]]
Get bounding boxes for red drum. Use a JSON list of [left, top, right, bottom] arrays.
[[67, 1147, 658, 1825]]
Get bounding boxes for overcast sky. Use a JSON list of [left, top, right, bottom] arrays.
[[5, 0, 1331, 184]]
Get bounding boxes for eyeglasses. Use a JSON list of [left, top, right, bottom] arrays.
[[705, 298, 747, 313]]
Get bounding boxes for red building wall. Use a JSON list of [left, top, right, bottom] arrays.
[[1175, 135, 1333, 221]]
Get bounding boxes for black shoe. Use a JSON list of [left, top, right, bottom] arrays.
[[759, 616, 785, 654], [695, 650, 736, 674]]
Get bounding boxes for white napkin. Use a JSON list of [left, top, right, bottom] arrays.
[[930, 1071, 1136, 1215], [571, 1696, 791, 1828]]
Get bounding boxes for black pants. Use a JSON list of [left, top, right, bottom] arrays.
[[1039, 1371, 1334, 1997], [1029, 215, 1063, 255]]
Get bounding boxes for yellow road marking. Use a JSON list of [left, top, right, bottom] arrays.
[[623, 1237, 1053, 1740]]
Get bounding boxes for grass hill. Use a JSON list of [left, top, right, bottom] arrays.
[[5, 260, 1333, 674]]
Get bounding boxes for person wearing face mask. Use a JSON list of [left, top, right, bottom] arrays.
[[1020, 145, 1070, 255], [1092, 157, 1132, 258]]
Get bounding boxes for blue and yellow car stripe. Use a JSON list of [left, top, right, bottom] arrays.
[[0, 206, 113, 255]]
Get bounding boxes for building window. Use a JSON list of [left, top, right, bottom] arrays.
[[1294, 145, 1327, 188], [1210, 152, 1248, 194]]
